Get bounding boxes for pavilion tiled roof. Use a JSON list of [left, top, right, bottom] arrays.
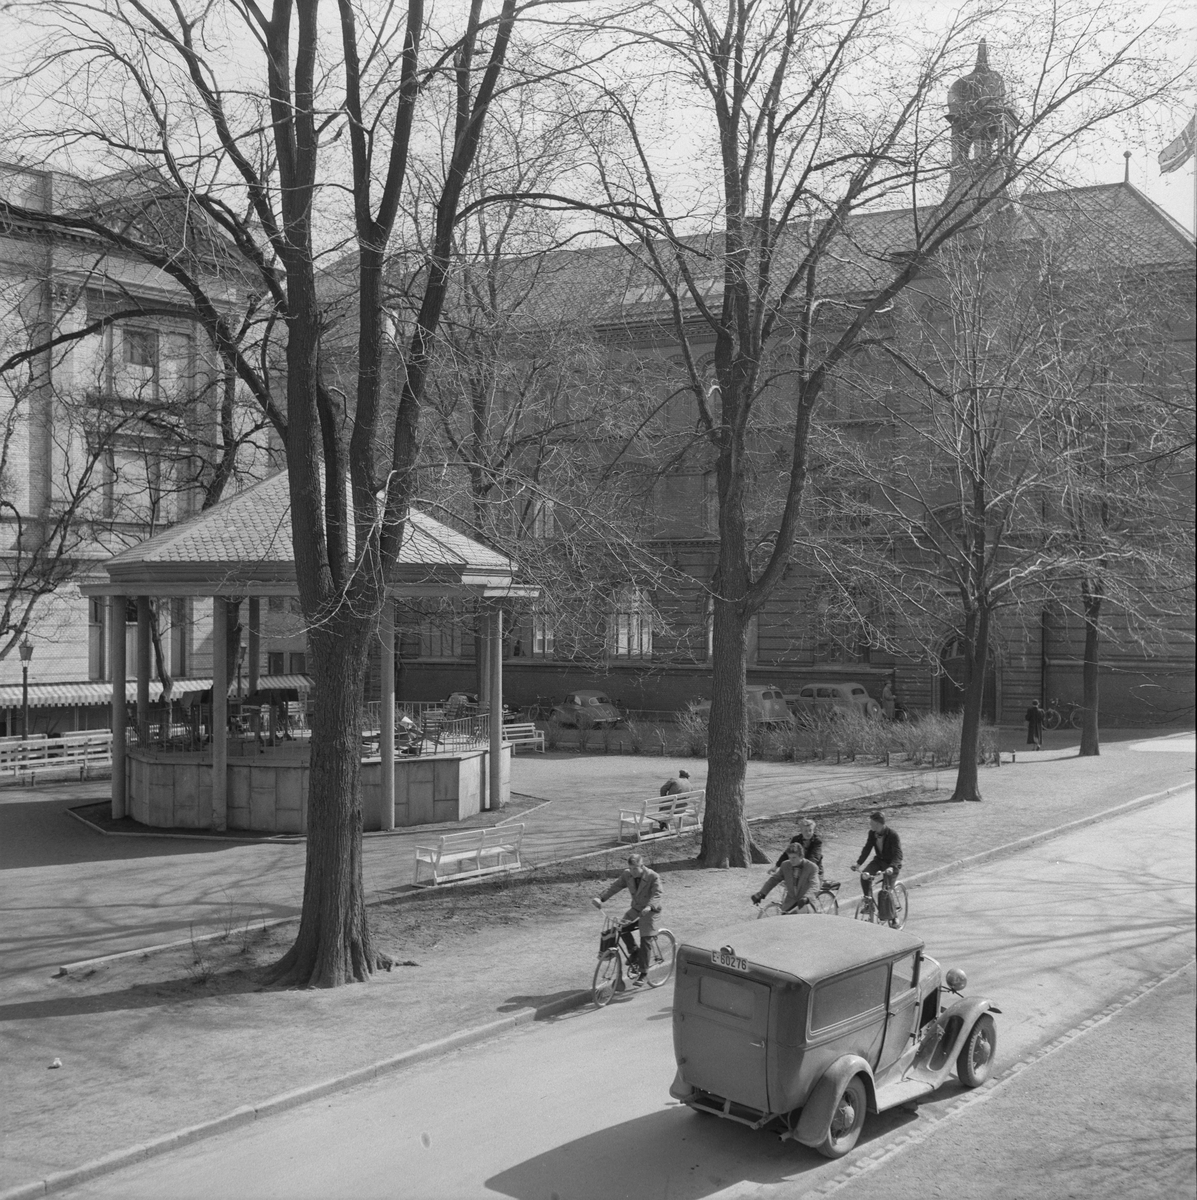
[[102, 470, 513, 591]]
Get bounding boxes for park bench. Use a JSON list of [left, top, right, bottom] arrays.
[[618, 789, 705, 843], [413, 823, 525, 886], [501, 722, 545, 753]]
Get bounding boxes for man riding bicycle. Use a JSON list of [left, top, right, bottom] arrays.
[[779, 818, 824, 882], [752, 839, 819, 913], [851, 810, 903, 918], [592, 853, 662, 984]]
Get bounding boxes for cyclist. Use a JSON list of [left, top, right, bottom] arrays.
[[752, 838, 819, 913], [592, 853, 662, 984], [850, 810, 903, 921], [779, 817, 824, 882]]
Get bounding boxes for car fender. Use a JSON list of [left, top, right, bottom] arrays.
[[669, 1068, 694, 1102], [792, 1055, 875, 1148], [937, 997, 1000, 1062]]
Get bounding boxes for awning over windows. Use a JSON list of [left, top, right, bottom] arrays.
[[0, 674, 313, 708]]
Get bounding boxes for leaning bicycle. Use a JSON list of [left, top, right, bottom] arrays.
[[592, 912, 677, 1007], [854, 871, 908, 929], [756, 879, 841, 918], [1043, 697, 1084, 730]]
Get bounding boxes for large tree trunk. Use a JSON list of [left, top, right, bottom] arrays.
[[266, 608, 390, 987], [1079, 587, 1102, 757], [950, 605, 990, 802], [700, 594, 754, 867]]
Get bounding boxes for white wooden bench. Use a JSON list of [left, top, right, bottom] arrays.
[[413, 823, 525, 886], [619, 789, 705, 842], [502, 722, 545, 753]]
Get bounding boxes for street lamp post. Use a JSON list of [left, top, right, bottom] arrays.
[[18, 636, 34, 739]]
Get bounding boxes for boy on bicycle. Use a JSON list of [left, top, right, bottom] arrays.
[[752, 838, 819, 913], [592, 853, 661, 983], [851, 810, 903, 916]]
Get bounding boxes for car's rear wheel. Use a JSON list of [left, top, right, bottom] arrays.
[[592, 951, 621, 1007], [816, 1075, 868, 1158], [957, 1014, 997, 1086]]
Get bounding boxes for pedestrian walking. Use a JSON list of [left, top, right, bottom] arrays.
[[881, 679, 896, 721], [1025, 700, 1044, 750]]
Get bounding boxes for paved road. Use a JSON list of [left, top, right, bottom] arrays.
[[61, 786, 1194, 1200]]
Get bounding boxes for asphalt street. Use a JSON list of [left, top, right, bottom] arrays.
[[58, 785, 1195, 1200]]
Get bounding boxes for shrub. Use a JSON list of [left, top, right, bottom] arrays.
[[544, 720, 564, 751], [675, 709, 708, 757], [625, 718, 646, 755]]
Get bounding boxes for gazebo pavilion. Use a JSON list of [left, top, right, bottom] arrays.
[[82, 471, 529, 833]]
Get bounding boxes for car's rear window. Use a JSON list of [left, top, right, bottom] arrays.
[[816, 687, 832, 698], [810, 964, 888, 1031], [699, 974, 756, 1020], [800, 688, 815, 697], [851, 687, 867, 696]]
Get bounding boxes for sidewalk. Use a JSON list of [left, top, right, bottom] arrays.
[[0, 730, 1192, 1195]]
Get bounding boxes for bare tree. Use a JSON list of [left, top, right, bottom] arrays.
[[555, 2, 1184, 857], [4, 0, 608, 985]]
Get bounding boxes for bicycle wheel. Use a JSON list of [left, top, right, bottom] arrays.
[[814, 889, 839, 916], [644, 930, 677, 987], [1068, 707, 1084, 730], [887, 883, 908, 929], [592, 950, 621, 1007], [757, 901, 784, 919], [854, 897, 877, 923], [1043, 708, 1061, 731]]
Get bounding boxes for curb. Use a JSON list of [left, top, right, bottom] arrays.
[[12, 778, 1190, 1200]]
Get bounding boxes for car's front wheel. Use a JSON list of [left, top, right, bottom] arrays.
[[816, 1075, 868, 1158], [957, 1013, 997, 1087]]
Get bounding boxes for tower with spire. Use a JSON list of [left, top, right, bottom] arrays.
[[945, 40, 1019, 205]]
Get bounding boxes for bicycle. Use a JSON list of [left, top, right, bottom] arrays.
[[854, 871, 908, 929], [1043, 697, 1084, 730], [592, 912, 677, 1007], [756, 879, 841, 918]]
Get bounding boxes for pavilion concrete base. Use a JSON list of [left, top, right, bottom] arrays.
[[126, 744, 511, 833]]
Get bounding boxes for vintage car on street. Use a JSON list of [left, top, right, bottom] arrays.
[[670, 916, 999, 1158], [786, 681, 882, 721], [550, 690, 622, 728], [689, 685, 795, 728]]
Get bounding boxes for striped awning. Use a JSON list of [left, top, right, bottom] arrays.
[[0, 674, 313, 708]]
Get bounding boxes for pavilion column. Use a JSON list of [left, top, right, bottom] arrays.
[[136, 596, 151, 744], [380, 599, 395, 831], [247, 598, 260, 694], [110, 594, 127, 820], [211, 597, 229, 831], [487, 603, 503, 812]]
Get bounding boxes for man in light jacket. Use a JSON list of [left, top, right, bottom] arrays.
[[593, 853, 662, 982]]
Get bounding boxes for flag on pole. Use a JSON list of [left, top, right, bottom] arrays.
[[1158, 115, 1195, 174]]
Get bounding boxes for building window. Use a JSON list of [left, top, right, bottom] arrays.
[[123, 328, 158, 368], [531, 605, 555, 658], [288, 652, 307, 675], [266, 652, 285, 675], [529, 497, 556, 539], [88, 598, 106, 680], [267, 597, 284, 613], [417, 603, 460, 658], [609, 586, 653, 659]]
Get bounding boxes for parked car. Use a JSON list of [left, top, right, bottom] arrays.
[[550, 690, 622, 728], [787, 681, 882, 721], [442, 692, 521, 724], [689, 685, 795, 727], [670, 916, 1000, 1158]]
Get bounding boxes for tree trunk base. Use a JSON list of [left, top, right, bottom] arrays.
[[949, 789, 983, 802], [749, 839, 769, 864], [264, 939, 394, 989]]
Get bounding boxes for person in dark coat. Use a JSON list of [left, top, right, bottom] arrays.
[[851, 811, 903, 903], [1025, 700, 1045, 750], [775, 818, 824, 881], [660, 769, 692, 796]]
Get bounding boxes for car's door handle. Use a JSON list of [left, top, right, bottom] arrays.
[[750, 1040, 765, 1047]]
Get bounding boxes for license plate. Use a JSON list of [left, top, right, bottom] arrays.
[[711, 949, 748, 972]]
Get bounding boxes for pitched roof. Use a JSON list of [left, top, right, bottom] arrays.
[[99, 470, 513, 594]]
